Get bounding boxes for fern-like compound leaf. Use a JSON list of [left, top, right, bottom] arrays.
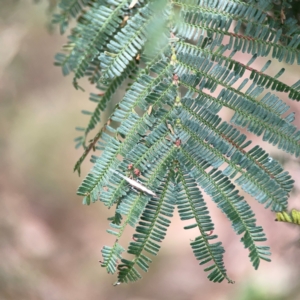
[[178, 150, 271, 270], [177, 167, 233, 283], [101, 243, 125, 274], [178, 101, 292, 211], [52, 0, 96, 34], [117, 171, 175, 283], [80, 61, 138, 147], [53, 0, 300, 285]]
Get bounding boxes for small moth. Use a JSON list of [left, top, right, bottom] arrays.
[[128, 0, 139, 9], [111, 169, 157, 197]]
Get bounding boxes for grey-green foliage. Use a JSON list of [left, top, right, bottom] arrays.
[[53, 0, 300, 284]]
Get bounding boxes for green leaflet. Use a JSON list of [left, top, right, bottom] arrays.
[[53, 0, 300, 285]]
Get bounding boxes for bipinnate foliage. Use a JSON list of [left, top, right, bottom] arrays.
[[53, 0, 300, 284]]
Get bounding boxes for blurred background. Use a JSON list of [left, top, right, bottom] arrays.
[[0, 1, 300, 299]]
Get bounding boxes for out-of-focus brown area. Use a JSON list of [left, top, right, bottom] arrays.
[[1, 1, 300, 300]]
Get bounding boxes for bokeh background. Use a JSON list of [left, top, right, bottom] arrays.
[[1, 1, 300, 299]]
